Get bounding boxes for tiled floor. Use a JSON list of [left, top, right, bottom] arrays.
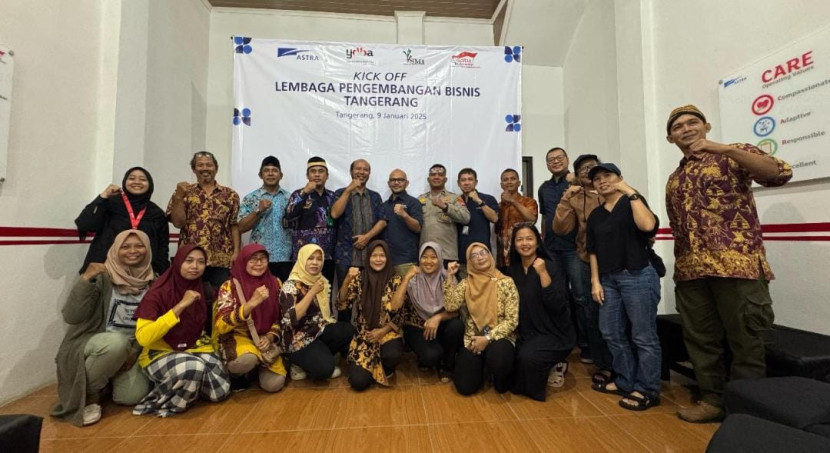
[[0, 354, 720, 452]]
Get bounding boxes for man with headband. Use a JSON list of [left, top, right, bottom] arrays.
[[665, 105, 792, 423]]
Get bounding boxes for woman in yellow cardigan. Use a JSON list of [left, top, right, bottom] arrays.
[[132, 245, 230, 417]]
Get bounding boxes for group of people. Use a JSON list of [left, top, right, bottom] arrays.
[[52, 104, 793, 427]]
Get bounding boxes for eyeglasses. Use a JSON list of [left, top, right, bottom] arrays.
[[546, 155, 567, 163], [248, 255, 268, 263], [577, 165, 596, 175], [388, 178, 406, 183], [469, 250, 490, 260]]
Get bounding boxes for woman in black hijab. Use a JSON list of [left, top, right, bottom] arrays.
[[76, 167, 169, 274]]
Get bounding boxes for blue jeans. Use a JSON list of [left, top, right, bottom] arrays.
[[551, 250, 589, 352], [598, 265, 662, 397]]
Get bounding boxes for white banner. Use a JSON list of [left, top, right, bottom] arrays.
[[718, 26, 830, 183], [231, 39, 522, 198]]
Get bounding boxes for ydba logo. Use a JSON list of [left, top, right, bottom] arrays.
[[403, 49, 424, 65], [346, 46, 376, 65], [451, 51, 478, 68]]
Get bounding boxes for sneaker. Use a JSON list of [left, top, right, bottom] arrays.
[[579, 356, 594, 364], [547, 361, 568, 388], [290, 364, 307, 381], [83, 403, 102, 426], [677, 401, 725, 423], [330, 366, 342, 379]]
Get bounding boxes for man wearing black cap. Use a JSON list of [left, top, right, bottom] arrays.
[[553, 154, 613, 384], [238, 156, 293, 281], [665, 105, 793, 423]]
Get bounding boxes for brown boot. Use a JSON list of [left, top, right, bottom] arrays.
[[677, 401, 725, 423]]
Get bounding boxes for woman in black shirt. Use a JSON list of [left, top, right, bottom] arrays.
[[586, 163, 661, 411]]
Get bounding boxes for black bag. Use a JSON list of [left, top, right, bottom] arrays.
[[647, 246, 666, 278]]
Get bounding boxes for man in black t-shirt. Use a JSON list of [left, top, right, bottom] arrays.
[[456, 168, 499, 278]]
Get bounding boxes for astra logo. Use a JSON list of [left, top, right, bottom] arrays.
[[346, 47, 374, 59], [403, 49, 424, 65], [451, 51, 478, 68], [723, 76, 746, 88], [277, 48, 319, 60]]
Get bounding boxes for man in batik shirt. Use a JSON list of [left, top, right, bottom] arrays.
[[665, 105, 792, 423], [167, 151, 240, 291]]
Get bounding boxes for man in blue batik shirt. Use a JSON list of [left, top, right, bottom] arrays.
[[238, 156, 293, 281]]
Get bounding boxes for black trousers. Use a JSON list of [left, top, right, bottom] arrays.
[[453, 338, 515, 396], [348, 338, 405, 392], [403, 317, 464, 371], [511, 335, 573, 401], [289, 321, 354, 380]]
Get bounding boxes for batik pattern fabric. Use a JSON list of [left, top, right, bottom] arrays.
[[238, 187, 292, 262], [166, 184, 239, 267], [132, 351, 230, 417], [496, 194, 539, 267], [443, 277, 519, 345], [666, 143, 792, 282], [285, 189, 336, 260], [342, 273, 403, 386], [279, 280, 331, 354]]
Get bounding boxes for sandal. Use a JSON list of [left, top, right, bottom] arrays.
[[591, 370, 614, 385], [547, 361, 569, 388], [591, 380, 629, 396], [618, 393, 660, 411]]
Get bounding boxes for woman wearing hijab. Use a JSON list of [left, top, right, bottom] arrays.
[[52, 230, 154, 426], [401, 242, 464, 382], [132, 245, 230, 417], [76, 167, 170, 275], [445, 242, 519, 396], [338, 240, 408, 391], [213, 244, 286, 392], [506, 224, 576, 402], [279, 244, 354, 381]]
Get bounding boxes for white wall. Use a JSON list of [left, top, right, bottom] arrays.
[[522, 65, 566, 200], [644, 0, 830, 333]]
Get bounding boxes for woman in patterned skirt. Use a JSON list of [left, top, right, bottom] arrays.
[[132, 245, 230, 417]]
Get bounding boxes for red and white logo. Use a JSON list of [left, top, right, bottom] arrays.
[[752, 94, 774, 116], [451, 51, 478, 68]]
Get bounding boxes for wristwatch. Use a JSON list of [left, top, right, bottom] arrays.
[[477, 200, 485, 207], [628, 193, 643, 201]]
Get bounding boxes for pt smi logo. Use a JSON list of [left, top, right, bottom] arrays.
[[403, 49, 424, 65]]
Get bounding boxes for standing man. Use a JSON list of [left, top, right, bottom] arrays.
[[457, 168, 499, 278], [167, 151, 240, 290], [496, 168, 538, 268], [382, 169, 423, 276], [284, 156, 336, 282], [539, 147, 589, 362], [331, 159, 386, 319], [665, 105, 792, 423], [553, 154, 613, 383], [418, 164, 470, 265], [238, 156, 292, 282]]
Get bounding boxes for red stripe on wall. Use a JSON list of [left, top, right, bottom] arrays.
[[0, 227, 180, 246]]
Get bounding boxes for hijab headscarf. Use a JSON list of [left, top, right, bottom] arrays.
[[118, 166, 154, 213], [230, 244, 280, 335], [464, 242, 504, 331], [105, 229, 154, 295], [134, 245, 207, 351], [361, 240, 395, 329], [287, 244, 334, 323], [407, 242, 446, 321]]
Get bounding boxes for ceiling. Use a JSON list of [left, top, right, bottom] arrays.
[[207, 0, 502, 19]]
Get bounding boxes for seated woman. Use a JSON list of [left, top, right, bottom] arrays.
[[445, 242, 519, 396], [132, 245, 230, 417], [586, 163, 661, 411], [401, 242, 464, 382], [76, 167, 169, 275], [214, 244, 286, 392], [280, 244, 354, 381], [506, 224, 576, 402], [338, 240, 407, 391], [52, 230, 154, 426]]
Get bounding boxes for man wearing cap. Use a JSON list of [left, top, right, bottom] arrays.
[[538, 147, 589, 362], [285, 156, 336, 281], [665, 105, 793, 423], [238, 156, 292, 281], [382, 169, 423, 276], [419, 164, 470, 264], [553, 154, 613, 384], [331, 159, 387, 320], [167, 151, 240, 291], [587, 162, 662, 411]]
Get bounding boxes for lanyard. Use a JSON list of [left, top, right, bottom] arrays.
[[121, 192, 147, 229]]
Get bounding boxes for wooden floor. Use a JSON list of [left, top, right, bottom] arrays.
[[1, 353, 719, 452]]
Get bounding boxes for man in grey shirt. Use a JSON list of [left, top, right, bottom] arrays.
[[418, 164, 470, 264]]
